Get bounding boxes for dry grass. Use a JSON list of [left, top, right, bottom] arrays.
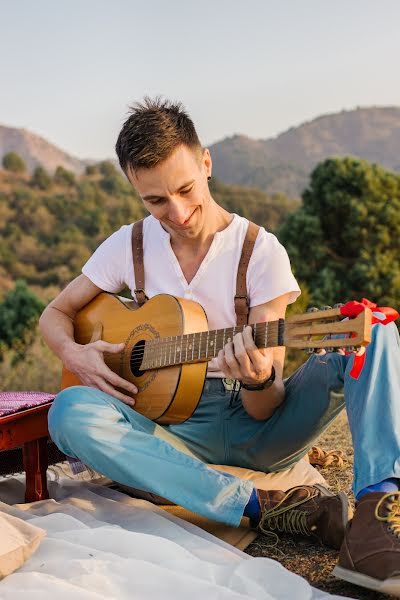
[[245, 412, 394, 600], [0, 333, 61, 392]]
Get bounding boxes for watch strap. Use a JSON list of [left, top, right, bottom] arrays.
[[241, 365, 276, 391]]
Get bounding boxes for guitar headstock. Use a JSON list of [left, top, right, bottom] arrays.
[[284, 305, 372, 352]]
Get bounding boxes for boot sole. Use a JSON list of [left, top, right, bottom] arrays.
[[333, 565, 400, 597]]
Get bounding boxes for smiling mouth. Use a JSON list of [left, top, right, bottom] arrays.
[[174, 208, 197, 228], [184, 210, 196, 224]]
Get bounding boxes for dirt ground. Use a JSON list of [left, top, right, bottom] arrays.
[[245, 412, 394, 600]]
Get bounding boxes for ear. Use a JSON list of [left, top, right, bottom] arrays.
[[202, 148, 212, 179]]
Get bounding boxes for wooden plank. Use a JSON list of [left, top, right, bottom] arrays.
[[0, 405, 52, 503], [0, 404, 52, 451], [23, 437, 49, 502]]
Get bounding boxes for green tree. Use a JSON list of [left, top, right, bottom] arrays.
[[100, 174, 130, 195], [31, 166, 52, 190], [85, 164, 97, 176], [279, 157, 400, 307], [99, 160, 118, 177], [2, 151, 26, 173], [54, 165, 76, 187], [0, 280, 45, 360]]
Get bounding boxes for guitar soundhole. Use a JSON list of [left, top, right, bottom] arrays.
[[130, 340, 146, 377]]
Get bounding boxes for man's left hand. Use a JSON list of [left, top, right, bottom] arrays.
[[217, 325, 274, 385]]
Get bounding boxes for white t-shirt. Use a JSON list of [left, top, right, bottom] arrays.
[[82, 214, 301, 377]]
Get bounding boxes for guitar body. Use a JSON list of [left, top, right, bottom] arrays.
[[60, 293, 209, 424]]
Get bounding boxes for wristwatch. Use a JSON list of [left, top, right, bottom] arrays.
[[241, 366, 276, 391]]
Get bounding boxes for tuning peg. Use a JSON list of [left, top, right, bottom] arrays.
[[320, 305, 332, 311], [324, 347, 334, 353], [307, 307, 319, 313], [304, 348, 315, 354], [346, 345, 355, 352], [334, 303, 344, 308], [305, 348, 326, 355]]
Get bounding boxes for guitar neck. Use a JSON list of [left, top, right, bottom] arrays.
[[140, 319, 284, 370]]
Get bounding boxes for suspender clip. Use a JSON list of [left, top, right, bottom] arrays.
[[134, 288, 148, 306], [234, 294, 250, 305]]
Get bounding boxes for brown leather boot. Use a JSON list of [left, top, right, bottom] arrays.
[[256, 484, 352, 550], [334, 491, 400, 596]]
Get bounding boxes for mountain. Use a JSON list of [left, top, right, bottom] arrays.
[[2, 106, 400, 197], [0, 125, 87, 174], [209, 106, 400, 197]]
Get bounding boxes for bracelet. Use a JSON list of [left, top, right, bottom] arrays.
[[241, 366, 276, 391]]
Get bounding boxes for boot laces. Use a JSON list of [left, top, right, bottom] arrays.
[[375, 492, 400, 537], [259, 486, 319, 537]]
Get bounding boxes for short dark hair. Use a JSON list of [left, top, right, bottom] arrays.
[[115, 96, 202, 174]]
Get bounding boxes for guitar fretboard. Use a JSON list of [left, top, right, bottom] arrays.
[[139, 319, 284, 370]]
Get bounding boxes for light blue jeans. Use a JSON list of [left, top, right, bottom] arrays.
[[48, 315, 400, 526]]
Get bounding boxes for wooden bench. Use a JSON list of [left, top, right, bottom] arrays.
[[0, 393, 57, 502]]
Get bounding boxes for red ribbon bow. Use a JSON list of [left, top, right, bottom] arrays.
[[338, 298, 399, 378]]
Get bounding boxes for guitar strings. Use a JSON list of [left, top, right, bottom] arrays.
[[127, 326, 282, 368], [126, 320, 354, 368], [131, 343, 358, 369]]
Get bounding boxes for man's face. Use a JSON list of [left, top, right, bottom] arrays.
[[127, 144, 212, 239]]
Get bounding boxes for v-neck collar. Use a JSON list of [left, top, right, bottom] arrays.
[[156, 214, 238, 289]]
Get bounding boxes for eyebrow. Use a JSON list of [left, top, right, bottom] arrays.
[[142, 179, 195, 201]]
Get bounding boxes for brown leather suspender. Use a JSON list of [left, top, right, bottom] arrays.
[[131, 219, 147, 307], [131, 219, 260, 324], [234, 221, 260, 326]]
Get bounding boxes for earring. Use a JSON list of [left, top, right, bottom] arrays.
[[207, 176, 211, 181]]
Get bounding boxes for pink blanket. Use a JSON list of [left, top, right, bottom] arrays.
[[0, 392, 55, 418]]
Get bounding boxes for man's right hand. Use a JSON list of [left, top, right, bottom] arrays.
[[63, 340, 138, 407]]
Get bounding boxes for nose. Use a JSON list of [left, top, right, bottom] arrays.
[[168, 199, 192, 225]]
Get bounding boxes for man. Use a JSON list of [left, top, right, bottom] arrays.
[[40, 98, 400, 596]]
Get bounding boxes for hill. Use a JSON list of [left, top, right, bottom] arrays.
[[209, 106, 400, 197], [0, 125, 87, 174], [3, 106, 400, 197]]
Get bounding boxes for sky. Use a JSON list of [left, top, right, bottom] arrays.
[[1, 0, 400, 160]]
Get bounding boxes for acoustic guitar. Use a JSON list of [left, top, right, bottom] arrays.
[[60, 293, 371, 424]]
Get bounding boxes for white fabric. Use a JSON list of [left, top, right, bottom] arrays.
[[0, 476, 352, 600], [82, 214, 300, 376]]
